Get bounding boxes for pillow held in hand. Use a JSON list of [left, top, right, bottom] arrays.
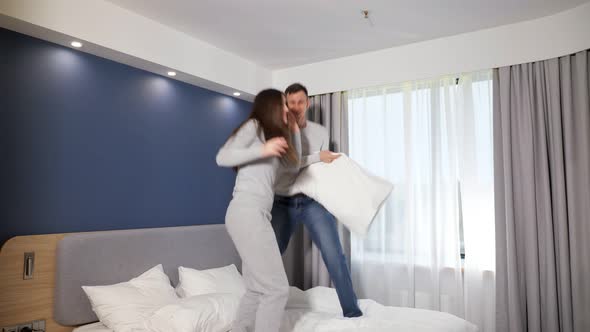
[[289, 154, 393, 236]]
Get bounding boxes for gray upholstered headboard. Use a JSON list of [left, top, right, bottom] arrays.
[[54, 224, 241, 326]]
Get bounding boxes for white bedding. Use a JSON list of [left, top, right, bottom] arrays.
[[73, 287, 477, 332], [282, 287, 477, 332], [73, 322, 111, 332]]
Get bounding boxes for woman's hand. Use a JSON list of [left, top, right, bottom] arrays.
[[320, 151, 341, 163], [262, 137, 288, 158]]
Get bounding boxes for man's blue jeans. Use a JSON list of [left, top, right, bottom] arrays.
[[271, 194, 363, 317]]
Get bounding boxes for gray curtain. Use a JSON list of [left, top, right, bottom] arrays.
[[494, 50, 590, 332], [282, 91, 350, 290]]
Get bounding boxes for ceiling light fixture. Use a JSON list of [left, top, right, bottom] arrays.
[[71, 41, 83, 48], [361, 10, 374, 27], [233, 92, 241, 96], [167, 71, 177, 77]]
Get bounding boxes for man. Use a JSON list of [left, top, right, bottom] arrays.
[[272, 83, 363, 317]]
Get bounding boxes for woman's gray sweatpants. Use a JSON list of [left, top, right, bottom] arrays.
[[225, 195, 289, 332]]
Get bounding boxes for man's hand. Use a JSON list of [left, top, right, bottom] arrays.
[[320, 151, 341, 163]]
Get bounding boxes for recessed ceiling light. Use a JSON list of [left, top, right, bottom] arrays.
[[233, 92, 241, 96], [71, 41, 83, 48], [167, 71, 177, 77]]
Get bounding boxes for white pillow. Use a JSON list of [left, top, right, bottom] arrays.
[[144, 293, 240, 332], [82, 264, 178, 332], [176, 264, 246, 298], [289, 154, 393, 236]]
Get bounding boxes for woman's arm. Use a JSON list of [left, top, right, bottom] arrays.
[[287, 112, 303, 168], [292, 131, 302, 167], [216, 120, 264, 168]]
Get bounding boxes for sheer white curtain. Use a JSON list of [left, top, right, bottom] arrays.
[[348, 71, 495, 332]]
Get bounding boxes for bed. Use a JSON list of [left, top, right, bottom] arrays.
[[49, 224, 476, 332], [72, 304, 476, 332]]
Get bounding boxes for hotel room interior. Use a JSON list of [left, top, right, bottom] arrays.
[[0, 1, 589, 331]]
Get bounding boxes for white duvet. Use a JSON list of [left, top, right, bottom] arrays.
[[75, 286, 477, 332], [282, 287, 477, 332]]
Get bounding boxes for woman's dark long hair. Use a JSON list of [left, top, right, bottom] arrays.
[[226, 89, 298, 165]]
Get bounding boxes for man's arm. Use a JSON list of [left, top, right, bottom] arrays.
[[301, 153, 321, 168], [301, 125, 339, 167]]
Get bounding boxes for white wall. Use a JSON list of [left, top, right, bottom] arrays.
[[273, 3, 590, 95], [0, 0, 271, 100]]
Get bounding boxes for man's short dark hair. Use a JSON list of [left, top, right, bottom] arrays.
[[285, 83, 308, 97]]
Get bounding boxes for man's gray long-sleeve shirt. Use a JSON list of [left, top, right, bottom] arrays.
[[274, 121, 329, 196]]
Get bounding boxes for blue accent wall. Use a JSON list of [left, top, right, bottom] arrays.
[[0, 28, 250, 247]]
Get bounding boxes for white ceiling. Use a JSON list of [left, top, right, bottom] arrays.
[[106, 0, 588, 69]]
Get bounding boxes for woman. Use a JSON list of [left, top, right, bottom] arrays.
[[216, 89, 301, 332]]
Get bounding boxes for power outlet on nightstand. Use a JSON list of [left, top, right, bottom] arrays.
[[1, 320, 45, 332], [16, 324, 32, 332], [31, 320, 45, 331]]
